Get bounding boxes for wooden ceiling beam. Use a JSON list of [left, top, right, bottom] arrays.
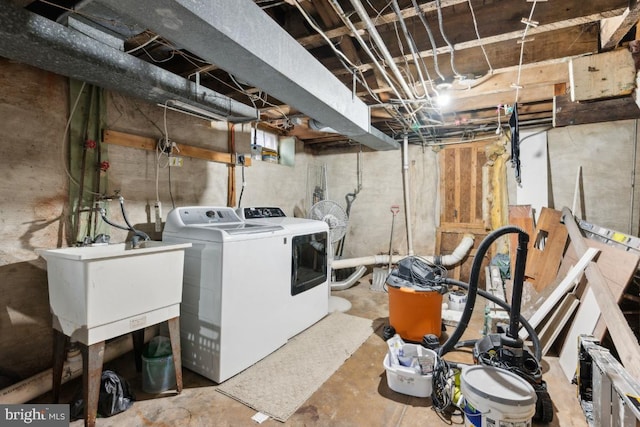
[[553, 95, 640, 127], [330, 15, 614, 79]]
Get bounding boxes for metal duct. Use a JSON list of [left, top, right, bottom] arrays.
[[0, 1, 257, 123], [95, 0, 399, 151]]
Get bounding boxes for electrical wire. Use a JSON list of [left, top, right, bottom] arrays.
[[391, 0, 435, 103], [159, 102, 177, 209], [291, 0, 388, 108], [328, 0, 421, 133], [125, 34, 159, 54], [140, 46, 175, 63], [475, 347, 542, 384], [514, 1, 539, 103], [467, 0, 493, 74], [410, 0, 445, 82], [238, 163, 246, 208], [435, 0, 461, 78], [431, 357, 463, 416]]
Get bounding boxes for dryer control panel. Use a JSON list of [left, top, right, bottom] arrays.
[[239, 207, 286, 219]]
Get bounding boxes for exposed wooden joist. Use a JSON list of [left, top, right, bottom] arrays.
[[399, 10, 624, 71], [331, 22, 602, 81], [445, 61, 569, 103], [553, 95, 640, 127]]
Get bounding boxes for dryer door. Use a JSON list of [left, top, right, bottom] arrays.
[[291, 231, 328, 296]]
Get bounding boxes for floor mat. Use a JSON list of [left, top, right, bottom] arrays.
[[216, 311, 373, 422]]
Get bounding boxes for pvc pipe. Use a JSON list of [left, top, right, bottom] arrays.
[[331, 234, 474, 270], [402, 135, 415, 256], [331, 265, 367, 291], [0, 326, 158, 404]]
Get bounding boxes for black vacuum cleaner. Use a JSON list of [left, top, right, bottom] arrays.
[[437, 226, 553, 423]]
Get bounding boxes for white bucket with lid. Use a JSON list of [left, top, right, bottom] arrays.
[[460, 365, 537, 427]]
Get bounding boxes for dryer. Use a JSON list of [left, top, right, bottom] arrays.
[[238, 206, 330, 338], [163, 206, 292, 383]]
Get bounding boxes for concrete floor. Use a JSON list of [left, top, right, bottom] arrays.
[[40, 275, 589, 426]]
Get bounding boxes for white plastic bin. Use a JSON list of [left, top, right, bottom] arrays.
[[383, 345, 436, 398]]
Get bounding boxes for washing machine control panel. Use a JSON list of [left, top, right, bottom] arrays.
[[176, 206, 242, 225]]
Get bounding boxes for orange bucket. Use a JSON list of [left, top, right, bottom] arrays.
[[388, 284, 443, 342]]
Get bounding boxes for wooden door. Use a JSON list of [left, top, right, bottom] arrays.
[[436, 141, 491, 285], [439, 142, 488, 228]]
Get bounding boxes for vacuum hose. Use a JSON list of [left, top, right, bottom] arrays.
[[438, 225, 529, 357], [443, 278, 541, 361]]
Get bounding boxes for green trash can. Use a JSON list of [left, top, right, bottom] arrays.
[[142, 336, 176, 394]]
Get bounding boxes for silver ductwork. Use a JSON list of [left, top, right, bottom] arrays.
[[0, 1, 257, 122], [95, 0, 399, 151]]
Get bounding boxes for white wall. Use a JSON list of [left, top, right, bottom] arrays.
[[321, 145, 439, 259], [548, 120, 640, 235], [508, 120, 640, 236]]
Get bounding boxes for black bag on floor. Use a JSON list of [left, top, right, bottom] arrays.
[[70, 370, 135, 420], [98, 370, 135, 417]]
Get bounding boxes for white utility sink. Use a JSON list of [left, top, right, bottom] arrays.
[[39, 242, 191, 344]]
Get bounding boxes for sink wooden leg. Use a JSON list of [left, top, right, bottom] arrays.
[[82, 341, 105, 427], [131, 329, 145, 373], [51, 329, 68, 404], [167, 317, 183, 393]]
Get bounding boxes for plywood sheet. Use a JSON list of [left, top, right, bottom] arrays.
[[558, 288, 600, 381], [439, 142, 488, 229], [524, 207, 569, 292], [537, 293, 580, 356]]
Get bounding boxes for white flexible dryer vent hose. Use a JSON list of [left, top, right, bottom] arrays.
[[331, 265, 367, 291], [331, 234, 475, 270]]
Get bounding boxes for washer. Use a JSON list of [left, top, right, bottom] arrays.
[[163, 206, 292, 383], [238, 206, 330, 337]]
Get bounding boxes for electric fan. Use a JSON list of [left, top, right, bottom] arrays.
[[308, 200, 348, 246], [308, 200, 352, 312]]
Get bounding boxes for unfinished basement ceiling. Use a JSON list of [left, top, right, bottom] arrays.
[[3, 0, 640, 151]]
